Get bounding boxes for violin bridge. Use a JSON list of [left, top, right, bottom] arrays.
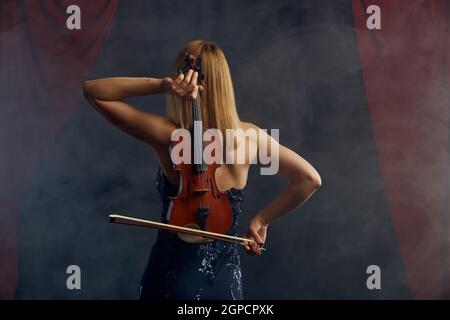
[[193, 188, 211, 193]]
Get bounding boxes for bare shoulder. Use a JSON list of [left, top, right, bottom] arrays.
[[238, 120, 262, 143], [239, 120, 260, 131], [239, 120, 272, 143]]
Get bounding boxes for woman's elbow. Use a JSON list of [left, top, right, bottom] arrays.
[[309, 171, 322, 189], [82, 80, 93, 98], [299, 171, 322, 191], [82, 81, 100, 107], [288, 171, 321, 195]]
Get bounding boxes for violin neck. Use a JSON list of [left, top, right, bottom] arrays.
[[192, 98, 207, 172], [192, 97, 202, 122]]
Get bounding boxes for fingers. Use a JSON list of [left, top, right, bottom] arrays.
[[243, 237, 263, 256], [248, 244, 261, 255], [185, 71, 201, 100], [243, 238, 253, 255], [191, 70, 198, 86], [182, 69, 194, 85], [183, 71, 197, 93], [172, 68, 203, 100], [249, 225, 265, 246], [175, 72, 185, 84], [189, 85, 199, 100], [251, 242, 262, 255], [251, 231, 264, 246]]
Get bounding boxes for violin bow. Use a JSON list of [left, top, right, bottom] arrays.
[[109, 214, 265, 251]]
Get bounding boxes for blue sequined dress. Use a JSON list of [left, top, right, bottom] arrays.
[[138, 167, 247, 300]]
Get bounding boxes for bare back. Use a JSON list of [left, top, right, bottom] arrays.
[[156, 121, 257, 193]]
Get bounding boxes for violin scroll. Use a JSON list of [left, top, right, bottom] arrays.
[[177, 52, 205, 82]]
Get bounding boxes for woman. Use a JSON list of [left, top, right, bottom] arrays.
[[82, 40, 321, 300]]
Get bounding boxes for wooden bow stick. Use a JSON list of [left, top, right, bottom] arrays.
[[109, 214, 265, 251]]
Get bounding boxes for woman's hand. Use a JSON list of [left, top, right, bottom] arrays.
[[244, 215, 268, 256], [163, 68, 204, 100]]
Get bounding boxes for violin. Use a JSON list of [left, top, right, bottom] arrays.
[[167, 52, 233, 244]]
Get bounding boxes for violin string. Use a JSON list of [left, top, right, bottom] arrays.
[[193, 96, 204, 218], [191, 60, 209, 231]]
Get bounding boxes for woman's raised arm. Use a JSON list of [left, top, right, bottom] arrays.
[[82, 77, 174, 149], [82, 71, 201, 149]]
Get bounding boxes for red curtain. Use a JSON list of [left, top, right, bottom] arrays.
[[353, 0, 449, 299], [0, 0, 118, 298]]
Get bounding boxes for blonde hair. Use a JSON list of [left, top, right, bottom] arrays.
[[166, 40, 240, 140]]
